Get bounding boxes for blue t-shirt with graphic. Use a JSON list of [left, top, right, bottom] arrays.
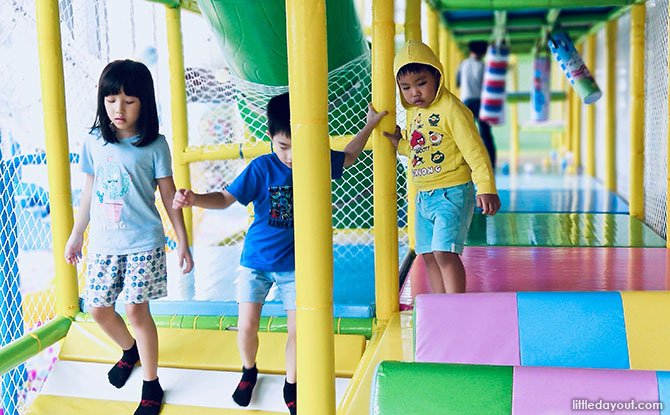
[[227, 150, 345, 272], [80, 130, 173, 255]]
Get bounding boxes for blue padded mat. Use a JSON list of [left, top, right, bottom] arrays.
[[517, 292, 630, 369], [657, 371, 670, 415]]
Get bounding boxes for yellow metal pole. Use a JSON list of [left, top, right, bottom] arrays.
[[372, 0, 398, 322], [35, 0, 78, 317], [585, 34, 597, 177], [630, 4, 645, 220], [571, 43, 583, 172], [405, 0, 421, 42], [450, 41, 461, 94], [165, 6, 193, 243], [405, 0, 420, 250], [509, 55, 519, 173], [439, 24, 450, 88], [605, 20, 617, 192], [286, 1, 335, 413], [427, 6, 439, 56]]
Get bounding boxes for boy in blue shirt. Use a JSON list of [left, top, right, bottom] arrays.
[[172, 92, 386, 414]]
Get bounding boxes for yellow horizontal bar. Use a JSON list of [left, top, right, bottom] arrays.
[[182, 135, 370, 163]]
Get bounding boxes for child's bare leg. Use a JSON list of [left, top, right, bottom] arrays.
[[285, 310, 296, 383], [127, 302, 164, 415], [91, 306, 139, 389], [126, 302, 158, 380], [233, 302, 262, 407], [89, 306, 135, 349], [422, 253, 446, 293], [237, 302, 263, 368], [283, 310, 297, 414], [433, 251, 466, 293]]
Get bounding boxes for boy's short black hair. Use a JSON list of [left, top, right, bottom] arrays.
[[267, 92, 291, 138], [397, 63, 441, 83], [468, 41, 488, 57]]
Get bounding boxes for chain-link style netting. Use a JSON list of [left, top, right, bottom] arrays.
[[182, 49, 409, 301], [594, 28, 608, 182], [616, 13, 631, 202], [0, 0, 175, 412], [1, 1, 57, 413], [644, 0, 668, 238]]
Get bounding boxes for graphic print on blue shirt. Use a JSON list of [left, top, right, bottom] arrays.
[[96, 157, 131, 230], [269, 185, 293, 229]]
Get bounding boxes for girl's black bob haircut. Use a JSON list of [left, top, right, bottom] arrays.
[[91, 59, 159, 147]]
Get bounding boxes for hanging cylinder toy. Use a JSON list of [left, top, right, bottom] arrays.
[[548, 32, 602, 104], [479, 44, 509, 125], [531, 56, 551, 122]]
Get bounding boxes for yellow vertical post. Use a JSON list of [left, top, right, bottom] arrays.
[[286, 1, 335, 414], [585, 34, 597, 177], [450, 41, 461, 94], [439, 24, 450, 88], [35, 0, 78, 317], [605, 20, 617, 192], [372, 0, 398, 321], [165, 6, 193, 243], [405, 0, 421, 42], [630, 4, 645, 220], [427, 6, 439, 56], [564, 85, 575, 156], [562, 74, 571, 157], [571, 43, 583, 172], [509, 55, 519, 173], [405, 0, 420, 250]]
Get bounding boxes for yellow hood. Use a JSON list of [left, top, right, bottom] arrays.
[[394, 40, 446, 109]]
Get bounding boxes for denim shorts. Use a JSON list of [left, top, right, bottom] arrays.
[[84, 247, 167, 307], [236, 266, 296, 310], [415, 182, 475, 255]]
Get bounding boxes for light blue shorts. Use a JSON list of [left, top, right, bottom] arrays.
[[84, 247, 167, 307], [236, 266, 296, 310], [415, 182, 475, 255]]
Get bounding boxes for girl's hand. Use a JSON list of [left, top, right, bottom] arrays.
[[178, 244, 194, 274], [64, 233, 84, 265], [173, 189, 195, 209], [477, 193, 501, 216], [366, 103, 389, 129], [382, 125, 402, 150]]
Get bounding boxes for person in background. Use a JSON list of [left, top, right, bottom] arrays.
[[457, 40, 496, 169]]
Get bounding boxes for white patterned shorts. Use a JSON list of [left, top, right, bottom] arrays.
[[84, 247, 167, 308]]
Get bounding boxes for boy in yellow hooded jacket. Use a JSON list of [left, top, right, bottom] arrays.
[[383, 40, 501, 293]]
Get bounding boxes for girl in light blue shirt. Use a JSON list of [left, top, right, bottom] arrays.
[[64, 59, 193, 415]]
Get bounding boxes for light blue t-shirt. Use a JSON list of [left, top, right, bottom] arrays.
[[227, 150, 345, 272], [81, 130, 173, 255]]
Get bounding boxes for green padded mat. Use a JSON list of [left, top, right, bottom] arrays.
[[466, 213, 666, 247], [371, 361, 513, 415]]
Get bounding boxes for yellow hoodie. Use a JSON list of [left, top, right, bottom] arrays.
[[395, 40, 496, 195]]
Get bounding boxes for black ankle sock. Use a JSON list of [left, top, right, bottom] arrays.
[[283, 379, 296, 415], [232, 364, 258, 407], [134, 378, 164, 415], [108, 340, 139, 388]]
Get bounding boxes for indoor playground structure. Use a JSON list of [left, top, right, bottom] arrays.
[[1, 0, 670, 414]]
